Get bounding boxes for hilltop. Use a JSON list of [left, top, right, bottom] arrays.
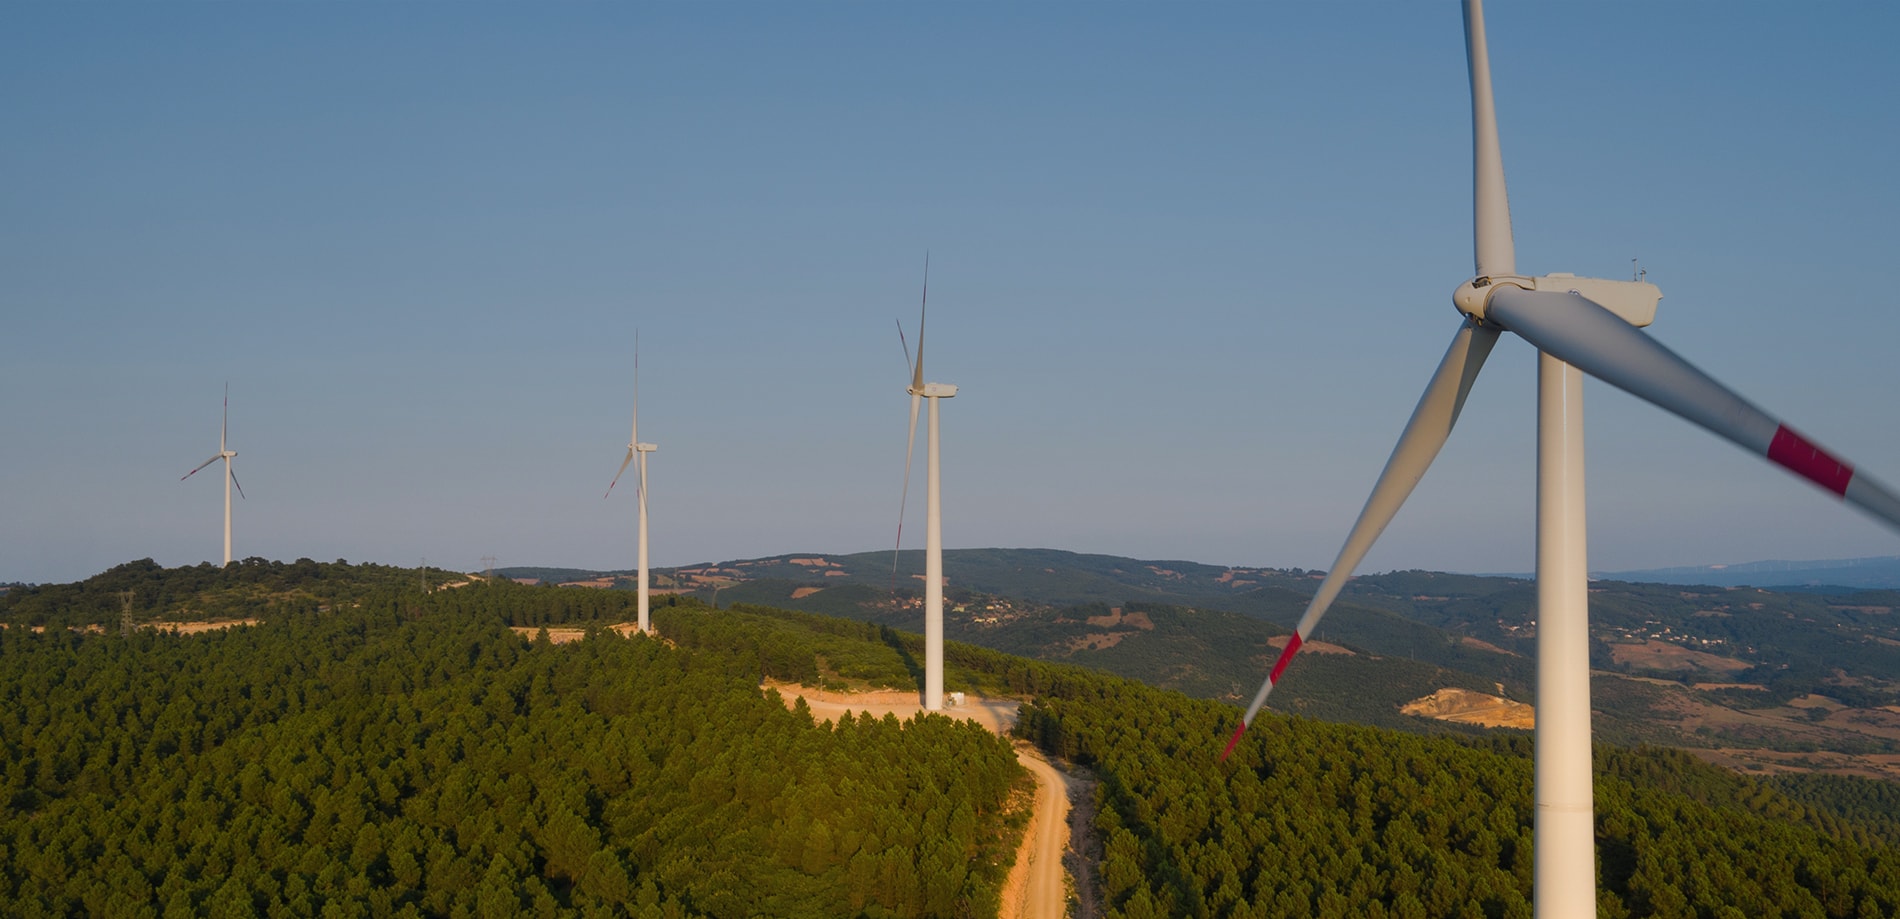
[[501, 548, 1900, 779], [8, 559, 1900, 916]]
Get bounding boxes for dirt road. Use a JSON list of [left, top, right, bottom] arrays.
[[768, 683, 1073, 919], [998, 743, 1073, 919]]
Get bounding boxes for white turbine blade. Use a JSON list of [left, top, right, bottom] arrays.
[[632, 330, 642, 444], [1224, 319, 1500, 760], [893, 392, 922, 582], [892, 254, 930, 585], [912, 254, 929, 392], [605, 450, 635, 499], [182, 455, 220, 480], [637, 451, 649, 515], [1487, 287, 1900, 531], [896, 318, 914, 378], [221, 383, 230, 452], [1464, 0, 1515, 277], [228, 463, 246, 500]]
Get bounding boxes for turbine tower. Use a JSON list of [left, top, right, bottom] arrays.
[[181, 383, 245, 567], [1223, 3, 1900, 916], [607, 335, 658, 634], [895, 257, 957, 711]]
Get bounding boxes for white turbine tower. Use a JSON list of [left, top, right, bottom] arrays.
[[1224, 3, 1900, 916], [607, 336, 658, 634], [180, 383, 245, 567], [895, 257, 957, 711]]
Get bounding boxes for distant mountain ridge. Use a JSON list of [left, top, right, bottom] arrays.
[[1600, 555, 1900, 590], [501, 549, 1900, 594]]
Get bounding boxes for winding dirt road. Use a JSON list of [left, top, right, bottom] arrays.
[[998, 743, 1072, 919], [767, 683, 1073, 919]]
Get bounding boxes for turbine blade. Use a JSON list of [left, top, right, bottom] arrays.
[[893, 392, 922, 585], [605, 450, 635, 499], [637, 452, 649, 516], [182, 455, 220, 480], [1485, 288, 1900, 531], [632, 330, 641, 443], [1464, 0, 1515, 277], [221, 382, 230, 452], [897, 318, 914, 379], [229, 463, 246, 500], [1224, 319, 1500, 760], [912, 254, 929, 392]]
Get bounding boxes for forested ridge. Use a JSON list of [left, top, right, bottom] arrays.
[[12, 560, 1900, 917], [0, 571, 1026, 918], [1013, 671, 1900, 918]]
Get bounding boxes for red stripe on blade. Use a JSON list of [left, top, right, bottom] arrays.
[[1767, 425, 1854, 496], [1220, 722, 1247, 761], [1269, 633, 1304, 684]]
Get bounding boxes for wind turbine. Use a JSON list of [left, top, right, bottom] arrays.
[[1223, 2, 1900, 916], [180, 383, 245, 567], [895, 256, 957, 711], [606, 334, 658, 634]]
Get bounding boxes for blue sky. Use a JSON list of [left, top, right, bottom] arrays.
[[5, 2, 1899, 585]]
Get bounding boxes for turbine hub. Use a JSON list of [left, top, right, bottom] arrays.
[[1455, 273, 1661, 328]]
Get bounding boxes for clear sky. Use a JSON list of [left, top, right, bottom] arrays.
[[5, 2, 1899, 585]]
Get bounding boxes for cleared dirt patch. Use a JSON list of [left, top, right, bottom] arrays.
[[1070, 632, 1131, 651], [1460, 636, 1516, 655], [151, 619, 260, 635], [1400, 688, 1535, 730], [1267, 634, 1353, 655], [1608, 640, 1751, 674], [790, 587, 823, 599], [766, 681, 1021, 735], [1083, 608, 1153, 630], [509, 623, 641, 644]]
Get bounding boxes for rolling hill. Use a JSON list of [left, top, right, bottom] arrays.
[[497, 548, 1900, 777]]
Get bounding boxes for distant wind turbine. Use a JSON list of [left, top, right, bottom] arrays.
[[1223, 3, 1900, 916], [180, 383, 245, 567], [606, 334, 658, 634], [894, 256, 957, 711]]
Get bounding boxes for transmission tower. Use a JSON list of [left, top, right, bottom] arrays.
[[119, 591, 135, 638]]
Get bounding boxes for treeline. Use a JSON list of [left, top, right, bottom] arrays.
[[1009, 666, 1900, 918], [0, 558, 446, 628], [0, 584, 1026, 917]]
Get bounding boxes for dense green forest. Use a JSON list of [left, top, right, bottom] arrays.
[[1009, 662, 1900, 918], [14, 559, 1900, 917], [0, 573, 1026, 918]]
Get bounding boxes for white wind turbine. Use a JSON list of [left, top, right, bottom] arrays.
[[606, 335, 658, 634], [1223, 2, 1900, 916], [180, 383, 245, 567], [895, 257, 957, 711]]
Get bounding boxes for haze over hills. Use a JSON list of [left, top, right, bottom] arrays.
[[1600, 555, 1900, 591], [500, 547, 1900, 778]]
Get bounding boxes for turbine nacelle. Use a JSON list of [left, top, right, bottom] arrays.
[[1455, 273, 1661, 329], [633, 443, 657, 453], [909, 382, 958, 398]]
